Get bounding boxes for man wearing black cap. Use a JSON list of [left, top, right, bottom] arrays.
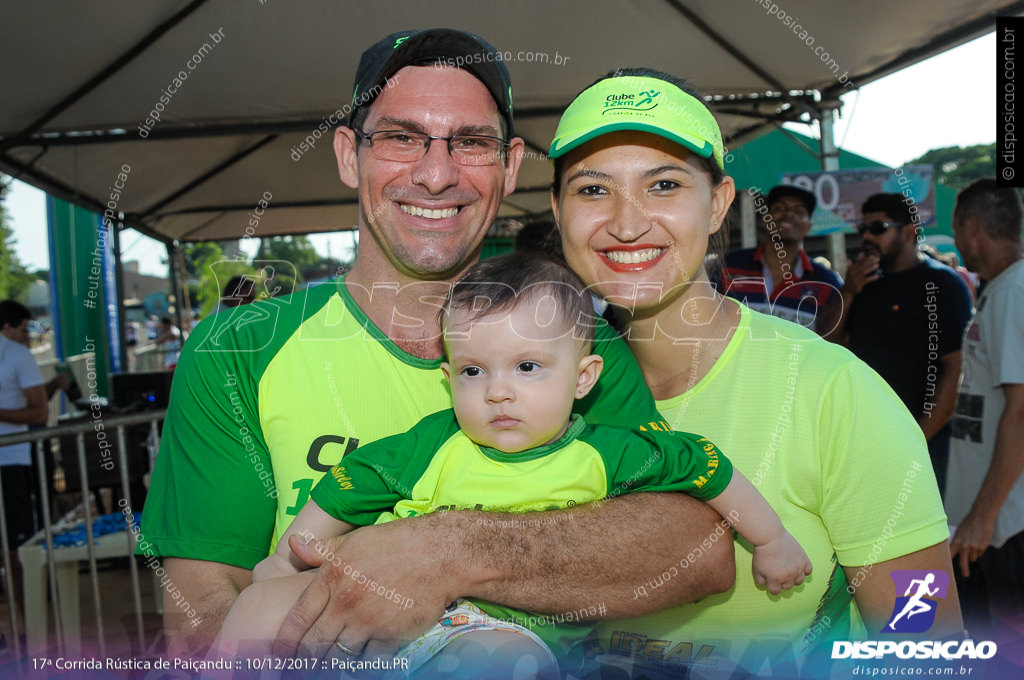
[[143, 28, 732, 663], [719, 184, 843, 335]]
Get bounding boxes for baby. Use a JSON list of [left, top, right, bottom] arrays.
[[211, 253, 811, 676]]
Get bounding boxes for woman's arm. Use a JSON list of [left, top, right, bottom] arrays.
[[844, 542, 963, 636]]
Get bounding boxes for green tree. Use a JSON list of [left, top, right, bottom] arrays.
[[181, 241, 257, 317], [256, 236, 320, 296], [0, 177, 38, 302], [907, 143, 995, 191], [179, 241, 227, 279]]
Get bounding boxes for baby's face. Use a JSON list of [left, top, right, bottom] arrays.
[[442, 301, 589, 453]]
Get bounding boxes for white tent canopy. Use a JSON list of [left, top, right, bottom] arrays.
[[1, 0, 1017, 244]]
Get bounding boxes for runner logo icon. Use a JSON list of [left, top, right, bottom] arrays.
[[883, 570, 948, 634], [602, 89, 661, 114]]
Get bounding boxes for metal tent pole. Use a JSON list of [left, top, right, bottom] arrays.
[[818, 99, 848, 277]]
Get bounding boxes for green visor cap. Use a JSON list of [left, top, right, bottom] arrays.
[[549, 76, 724, 169]]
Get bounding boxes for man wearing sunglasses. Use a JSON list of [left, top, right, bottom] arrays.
[[832, 193, 972, 497], [142, 28, 733, 665]]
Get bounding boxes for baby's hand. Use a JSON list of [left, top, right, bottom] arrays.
[[252, 553, 302, 583], [752, 531, 812, 595]]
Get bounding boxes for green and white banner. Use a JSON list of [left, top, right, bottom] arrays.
[[46, 196, 120, 397]]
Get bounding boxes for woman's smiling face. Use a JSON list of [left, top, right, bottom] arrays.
[[552, 131, 734, 314]]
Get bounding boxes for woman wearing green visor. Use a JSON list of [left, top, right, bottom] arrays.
[[548, 69, 962, 677]]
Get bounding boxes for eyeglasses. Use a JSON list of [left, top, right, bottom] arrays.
[[354, 129, 508, 166], [856, 220, 906, 236]]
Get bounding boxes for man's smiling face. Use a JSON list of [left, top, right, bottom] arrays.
[[350, 65, 522, 279]]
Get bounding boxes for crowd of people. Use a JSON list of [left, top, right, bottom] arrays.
[[4, 25, 1017, 680]]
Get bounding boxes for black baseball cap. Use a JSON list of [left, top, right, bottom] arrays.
[[765, 185, 816, 215], [347, 29, 514, 137]]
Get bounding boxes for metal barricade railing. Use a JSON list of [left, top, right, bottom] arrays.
[[0, 410, 165, 660]]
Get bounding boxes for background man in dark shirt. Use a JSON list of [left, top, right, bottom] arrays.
[[832, 193, 972, 496]]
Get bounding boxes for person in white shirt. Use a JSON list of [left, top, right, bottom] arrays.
[[946, 177, 1024, 642], [0, 300, 48, 549], [0, 299, 50, 647]]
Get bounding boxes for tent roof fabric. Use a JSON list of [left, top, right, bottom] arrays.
[[1, 0, 1017, 243]]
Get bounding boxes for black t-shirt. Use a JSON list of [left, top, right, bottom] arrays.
[[848, 257, 973, 420]]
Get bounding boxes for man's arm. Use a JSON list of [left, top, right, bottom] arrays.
[[918, 351, 962, 440], [0, 385, 47, 425], [274, 493, 734, 659], [844, 541, 963, 636], [163, 558, 252, 658], [950, 382, 1024, 576], [142, 310, 284, 656], [462, 494, 734, 616], [922, 269, 973, 439]]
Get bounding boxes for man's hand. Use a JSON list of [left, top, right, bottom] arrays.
[[272, 519, 454, 661], [46, 373, 71, 399], [949, 384, 1024, 578], [841, 253, 882, 298], [950, 511, 996, 578]]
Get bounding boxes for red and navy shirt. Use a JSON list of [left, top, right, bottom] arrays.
[[717, 245, 842, 333]]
